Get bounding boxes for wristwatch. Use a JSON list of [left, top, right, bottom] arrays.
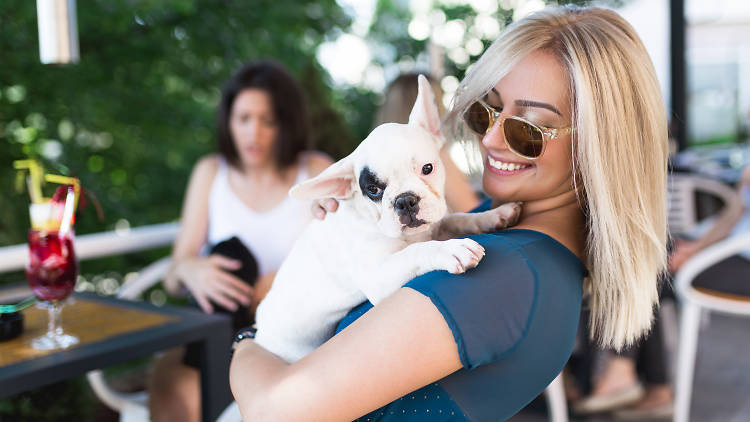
[[232, 325, 257, 352]]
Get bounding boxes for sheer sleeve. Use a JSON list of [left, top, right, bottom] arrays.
[[405, 233, 537, 370]]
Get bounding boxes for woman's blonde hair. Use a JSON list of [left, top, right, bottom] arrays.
[[446, 5, 669, 349]]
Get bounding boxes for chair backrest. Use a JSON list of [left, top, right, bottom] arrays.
[[668, 173, 736, 237]]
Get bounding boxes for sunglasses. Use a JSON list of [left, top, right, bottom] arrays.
[[462, 99, 572, 160]]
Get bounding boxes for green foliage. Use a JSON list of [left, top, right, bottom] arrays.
[[0, 378, 94, 422], [0, 0, 355, 249]]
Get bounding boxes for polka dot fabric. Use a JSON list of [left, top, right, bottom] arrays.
[[353, 383, 467, 421]]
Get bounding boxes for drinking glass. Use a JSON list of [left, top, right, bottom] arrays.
[[25, 229, 79, 349]]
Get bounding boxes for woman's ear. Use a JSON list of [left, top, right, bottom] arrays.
[[289, 156, 355, 200], [408, 74, 444, 147]]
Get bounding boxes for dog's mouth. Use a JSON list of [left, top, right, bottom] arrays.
[[399, 214, 427, 229]]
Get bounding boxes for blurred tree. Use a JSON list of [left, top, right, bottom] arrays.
[[1, 2, 356, 419], [0, 0, 355, 249]]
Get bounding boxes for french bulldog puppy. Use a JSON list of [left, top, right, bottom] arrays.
[[254, 75, 520, 363]]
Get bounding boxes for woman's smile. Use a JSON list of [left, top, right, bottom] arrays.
[[485, 154, 534, 175]]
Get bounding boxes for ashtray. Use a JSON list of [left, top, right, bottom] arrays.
[[0, 312, 24, 341], [0, 296, 36, 341]]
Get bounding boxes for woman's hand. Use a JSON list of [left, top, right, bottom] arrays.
[[311, 198, 339, 220], [668, 239, 702, 273], [171, 255, 253, 313]]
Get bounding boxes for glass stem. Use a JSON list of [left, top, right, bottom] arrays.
[[48, 301, 63, 337]]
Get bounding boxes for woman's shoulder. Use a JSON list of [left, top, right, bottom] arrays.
[[193, 154, 222, 178], [475, 229, 582, 266]]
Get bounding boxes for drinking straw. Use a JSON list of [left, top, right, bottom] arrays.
[[44, 174, 80, 234], [12, 160, 44, 204], [44, 174, 81, 211], [0, 296, 37, 314], [58, 186, 76, 235]]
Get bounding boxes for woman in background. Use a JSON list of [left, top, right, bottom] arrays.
[[149, 60, 332, 422]]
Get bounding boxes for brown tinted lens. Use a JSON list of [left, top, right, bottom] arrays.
[[504, 118, 544, 158], [463, 102, 490, 134]]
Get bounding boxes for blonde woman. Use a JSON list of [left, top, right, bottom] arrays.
[[230, 6, 668, 421]]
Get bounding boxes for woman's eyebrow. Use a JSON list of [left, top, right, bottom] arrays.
[[514, 99, 562, 116]]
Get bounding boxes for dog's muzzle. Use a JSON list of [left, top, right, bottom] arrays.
[[394, 192, 425, 228]]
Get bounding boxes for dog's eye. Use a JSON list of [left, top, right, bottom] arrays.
[[422, 163, 433, 175], [366, 185, 382, 197]]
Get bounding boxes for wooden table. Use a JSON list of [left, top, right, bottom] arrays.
[[0, 288, 233, 421]]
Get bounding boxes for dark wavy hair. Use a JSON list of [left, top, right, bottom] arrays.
[[216, 61, 310, 169]]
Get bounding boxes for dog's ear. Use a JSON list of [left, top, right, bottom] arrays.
[[289, 156, 355, 200], [408, 74, 444, 146]]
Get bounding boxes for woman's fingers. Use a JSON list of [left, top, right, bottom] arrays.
[[312, 202, 326, 220], [193, 291, 214, 314], [209, 254, 242, 270], [311, 198, 339, 220], [218, 270, 253, 296], [205, 283, 241, 311], [322, 198, 339, 213], [215, 273, 253, 305]]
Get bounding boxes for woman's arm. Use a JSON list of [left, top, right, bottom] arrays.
[[670, 184, 746, 271], [230, 287, 462, 422], [163, 155, 252, 312]]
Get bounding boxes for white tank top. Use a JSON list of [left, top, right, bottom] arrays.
[[207, 158, 313, 275]]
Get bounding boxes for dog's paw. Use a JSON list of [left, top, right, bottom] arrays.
[[433, 238, 486, 274], [491, 201, 522, 230]]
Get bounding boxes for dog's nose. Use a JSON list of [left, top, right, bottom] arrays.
[[394, 192, 420, 214]]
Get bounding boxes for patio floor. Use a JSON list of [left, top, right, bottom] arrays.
[[510, 311, 750, 422]]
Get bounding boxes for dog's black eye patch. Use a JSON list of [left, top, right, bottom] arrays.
[[422, 163, 433, 175], [359, 166, 387, 202]]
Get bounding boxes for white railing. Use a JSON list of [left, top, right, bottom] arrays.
[[0, 222, 179, 274]]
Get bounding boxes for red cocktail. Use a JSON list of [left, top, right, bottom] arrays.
[[26, 230, 77, 301], [26, 229, 79, 349]]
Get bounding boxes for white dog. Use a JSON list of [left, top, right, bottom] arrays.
[[253, 75, 520, 363]]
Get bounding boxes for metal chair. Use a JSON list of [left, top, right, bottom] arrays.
[[545, 373, 569, 422], [673, 232, 750, 422], [667, 172, 747, 422], [667, 173, 737, 237]]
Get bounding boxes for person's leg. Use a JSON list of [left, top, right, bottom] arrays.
[[148, 348, 201, 422], [572, 312, 643, 414], [611, 279, 675, 419]]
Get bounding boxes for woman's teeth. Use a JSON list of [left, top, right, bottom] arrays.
[[488, 156, 531, 171]]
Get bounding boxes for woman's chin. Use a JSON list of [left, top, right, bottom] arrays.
[[482, 177, 517, 203], [239, 153, 271, 168]]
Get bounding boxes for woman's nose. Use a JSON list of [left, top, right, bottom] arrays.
[[481, 118, 506, 150], [245, 118, 262, 137]]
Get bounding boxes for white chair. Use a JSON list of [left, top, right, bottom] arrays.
[[673, 232, 750, 422], [545, 372, 568, 422], [667, 173, 737, 237]]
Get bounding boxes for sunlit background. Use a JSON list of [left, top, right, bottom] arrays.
[[1, 0, 750, 419], [2, 0, 750, 319]]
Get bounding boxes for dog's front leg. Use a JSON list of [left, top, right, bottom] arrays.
[[356, 238, 485, 305], [432, 202, 522, 241]]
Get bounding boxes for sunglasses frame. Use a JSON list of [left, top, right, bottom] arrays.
[[463, 99, 573, 160]]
